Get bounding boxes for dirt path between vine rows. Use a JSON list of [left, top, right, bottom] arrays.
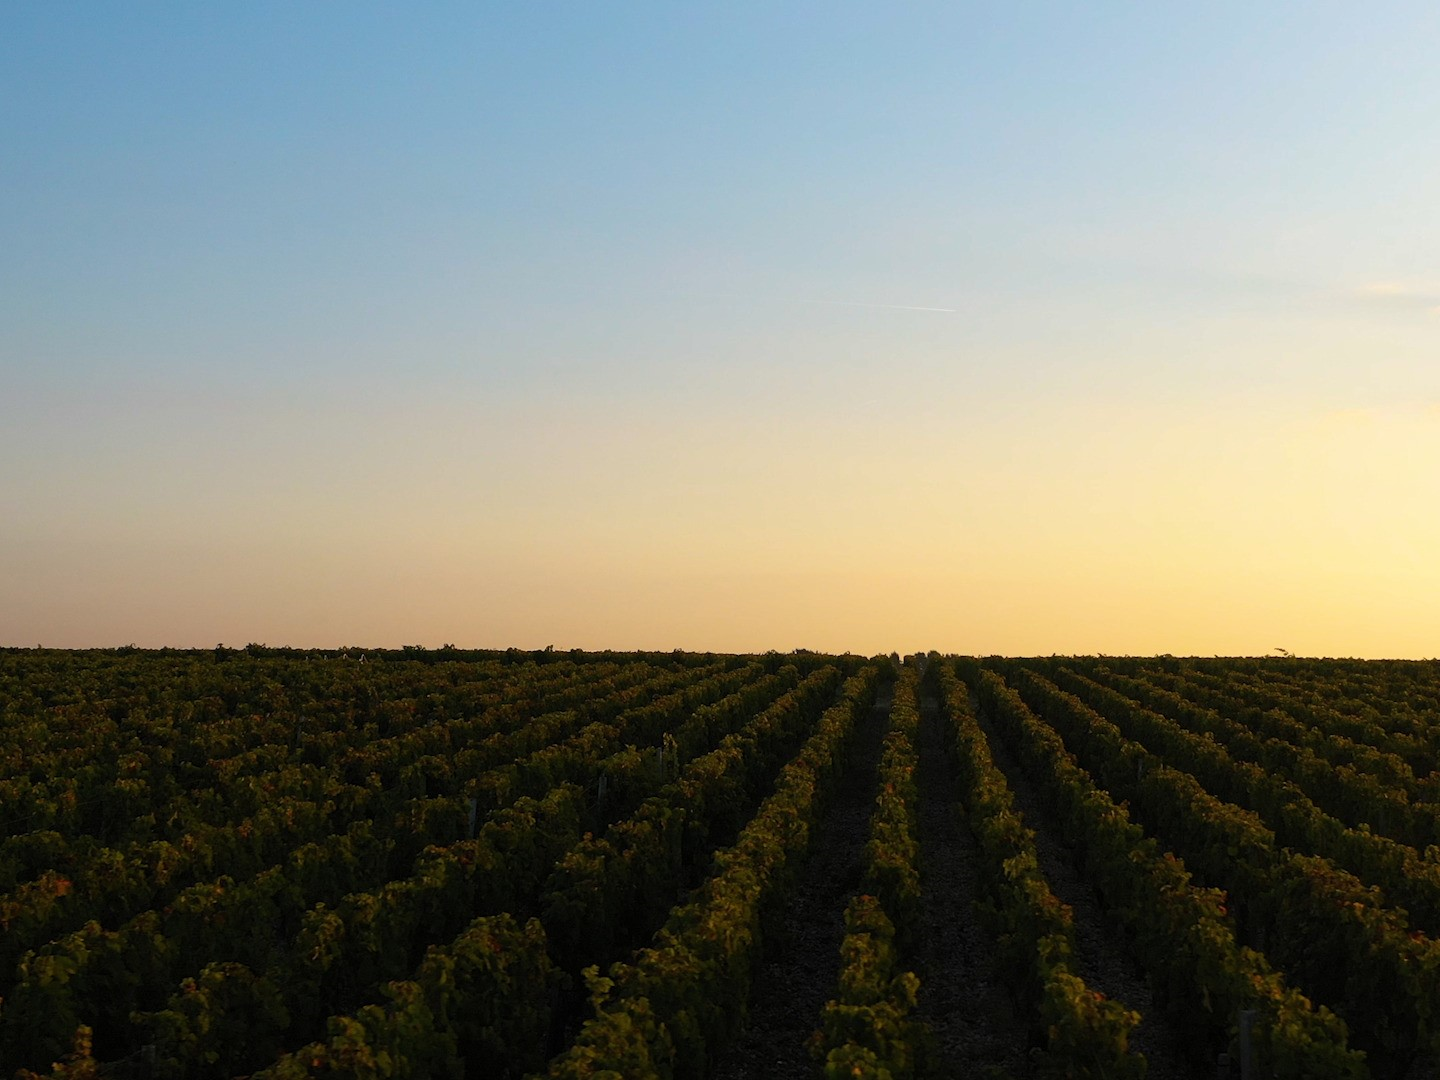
[[914, 690, 1038, 1080], [971, 692, 1208, 1080], [709, 690, 892, 1080]]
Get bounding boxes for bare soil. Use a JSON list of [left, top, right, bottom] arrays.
[[913, 691, 1038, 1080], [708, 693, 892, 1080], [971, 693, 1209, 1080]]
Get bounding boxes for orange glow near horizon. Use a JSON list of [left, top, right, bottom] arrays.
[[8, 393, 1440, 659]]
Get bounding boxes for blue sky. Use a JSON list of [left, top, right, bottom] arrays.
[[5, 4, 1440, 653]]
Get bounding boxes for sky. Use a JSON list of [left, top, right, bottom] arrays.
[[4, 3, 1440, 657]]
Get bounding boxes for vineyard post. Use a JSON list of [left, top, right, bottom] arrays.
[[1238, 1009, 1256, 1080], [467, 797, 478, 839]]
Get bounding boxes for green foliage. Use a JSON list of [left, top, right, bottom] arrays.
[[257, 913, 556, 1080], [9, 649, 1440, 1078], [937, 664, 1143, 1080], [140, 961, 290, 1079], [810, 895, 927, 1080], [541, 667, 881, 1078], [862, 665, 922, 956], [968, 662, 1367, 1079]]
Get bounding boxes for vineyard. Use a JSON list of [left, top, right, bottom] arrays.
[[2, 647, 1440, 1080]]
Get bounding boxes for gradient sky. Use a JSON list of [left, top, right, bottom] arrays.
[[4, 3, 1440, 656]]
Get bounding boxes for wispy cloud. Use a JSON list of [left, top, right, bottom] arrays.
[[1356, 281, 1440, 314], [1309, 403, 1440, 434], [804, 299, 959, 313]]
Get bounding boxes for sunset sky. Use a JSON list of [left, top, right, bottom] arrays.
[[4, 4, 1440, 656]]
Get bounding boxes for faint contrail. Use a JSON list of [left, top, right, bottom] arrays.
[[805, 299, 958, 313]]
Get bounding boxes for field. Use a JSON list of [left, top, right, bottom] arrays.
[[2, 648, 1438, 1080]]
